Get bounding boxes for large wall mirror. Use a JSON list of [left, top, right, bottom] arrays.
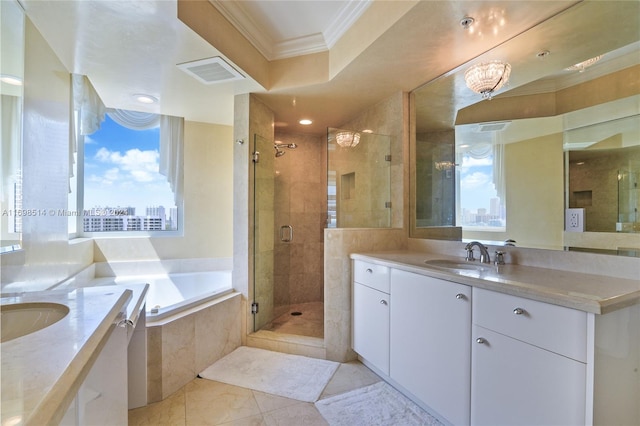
[[410, 1, 640, 255], [1, 0, 25, 253]]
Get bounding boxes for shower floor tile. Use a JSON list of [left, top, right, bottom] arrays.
[[262, 301, 324, 338]]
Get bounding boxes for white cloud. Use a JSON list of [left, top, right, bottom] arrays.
[[93, 148, 160, 183], [461, 171, 491, 190]]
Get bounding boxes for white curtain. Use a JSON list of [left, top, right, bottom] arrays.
[[72, 74, 106, 136], [108, 108, 160, 130], [492, 142, 506, 204], [159, 115, 184, 205], [1, 95, 22, 203]]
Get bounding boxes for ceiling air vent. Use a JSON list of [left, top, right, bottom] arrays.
[[177, 57, 245, 84], [477, 121, 511, 132]]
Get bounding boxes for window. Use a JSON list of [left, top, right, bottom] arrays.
[[69, 75, 183, 237], [82, 114, 178, 233]]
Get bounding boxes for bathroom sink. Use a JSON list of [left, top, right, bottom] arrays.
[[424, 259, 489, 272], [1, 302, 70, 343]]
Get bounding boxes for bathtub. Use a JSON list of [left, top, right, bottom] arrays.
[[88, 270, 233, 321]]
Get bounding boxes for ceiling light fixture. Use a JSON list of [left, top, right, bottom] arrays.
[[464, 60, 512, 100], [565, 55, 603, 72], [134, 94, 158, 104], [299, 119, 312, 125], [335, 131, 360, 148]]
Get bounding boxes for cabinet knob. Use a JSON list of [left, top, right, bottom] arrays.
[[476, 337, 486, 344], [380, 299, 388, 305], [366, 268, 373, 274], [456, 293, 465, 300], [513, 307, 525, 315]]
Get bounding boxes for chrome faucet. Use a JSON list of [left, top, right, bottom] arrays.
[[465, 241, 491, 264]]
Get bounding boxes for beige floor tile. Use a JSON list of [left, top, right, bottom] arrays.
[[252, 390, 300, 413], [217, 414, 268, 426], [319, 361, 381, 400], [262, 402, 328, 426], [185, 379, 262, 425], [128, 387, 186, 426]]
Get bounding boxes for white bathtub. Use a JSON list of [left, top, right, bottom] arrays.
[[89, 270, 233, 321]]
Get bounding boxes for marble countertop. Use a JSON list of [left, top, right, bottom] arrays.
[[351, 251, 640, 314], [1, 286, 133, 425]]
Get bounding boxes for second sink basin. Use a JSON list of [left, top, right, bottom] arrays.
[[424, 259, 489, 272], [1, 302, 70, 343]]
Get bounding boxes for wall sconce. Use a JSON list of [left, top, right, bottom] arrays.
[[464, 60, 511, 99], [336, 131, 361, 148]]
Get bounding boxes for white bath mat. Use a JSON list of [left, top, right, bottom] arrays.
[[199, 346, 339, 402], [315, 381, 443, 426]]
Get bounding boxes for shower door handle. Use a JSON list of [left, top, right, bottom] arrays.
[[280, 225, 293, 242]]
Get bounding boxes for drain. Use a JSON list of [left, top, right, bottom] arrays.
[[291, 311, 302, 316]]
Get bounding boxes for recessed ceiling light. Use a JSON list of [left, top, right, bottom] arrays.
[[362, 129, 373, 133], [0, 75, 23, 86], [134, 94, 158, 104], [299, 119, 312, 125]]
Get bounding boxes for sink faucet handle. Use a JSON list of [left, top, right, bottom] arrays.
[[494, 250, 506, 265], [465, 246, 475, 261]]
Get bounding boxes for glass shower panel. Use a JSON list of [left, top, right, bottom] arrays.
[[618, 169, 639, 232], [253, 134, 279, 331], [327, 128, 391, 228]]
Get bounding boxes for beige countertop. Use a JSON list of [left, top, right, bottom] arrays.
[[1, 286, 135, 425], [351, 251, 640, 314]]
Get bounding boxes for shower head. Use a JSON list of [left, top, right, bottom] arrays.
[[274, 145, 286, 157]]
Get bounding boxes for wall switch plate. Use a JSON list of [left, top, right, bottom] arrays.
[[565, 208, 585, 232]]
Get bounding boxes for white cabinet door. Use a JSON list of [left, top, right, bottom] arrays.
[[390, 269, 471, 426], [78, 324, 128, 425], [471, 325, 586, 426], [353, 282, 390, 375]]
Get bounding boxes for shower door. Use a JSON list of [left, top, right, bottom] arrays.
[[252, 134, 291, 331]]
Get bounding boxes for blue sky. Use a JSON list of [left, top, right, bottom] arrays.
[[84, 115, 175, 215], [459, 154, 498, 212]]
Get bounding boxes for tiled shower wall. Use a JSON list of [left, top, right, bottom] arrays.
[[273, 132, 326, 317]]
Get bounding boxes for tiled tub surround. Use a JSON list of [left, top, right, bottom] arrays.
[[350, 251, 640, 425], [1, 287, 133, 425], [56, 258, 242, 403], [146, 292, 241, 402]]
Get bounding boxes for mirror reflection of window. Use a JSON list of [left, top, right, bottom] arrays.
[[1, 0, 25, 252], [456, 125, 506, 232]]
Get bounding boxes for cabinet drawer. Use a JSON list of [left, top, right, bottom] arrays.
[[353, 260, 390, 293], [473, 288, 588, 362]]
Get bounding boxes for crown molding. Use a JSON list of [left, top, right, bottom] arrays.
[[209, 0, 371, 61]]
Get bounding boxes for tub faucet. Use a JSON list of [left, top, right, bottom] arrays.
[[465, 241, 491, 264]]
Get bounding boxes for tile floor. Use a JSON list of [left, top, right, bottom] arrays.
[[261, 302, 324, 338], [128, 359, 382, 425]]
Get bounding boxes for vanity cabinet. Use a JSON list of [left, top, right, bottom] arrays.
[[390, 269, 471, 426], [352, 260, 390, 375], [60, 322, 128, 425], [471, 288, 588, 425]]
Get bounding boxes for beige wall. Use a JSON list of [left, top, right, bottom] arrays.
[[93, 121, 234, 261]]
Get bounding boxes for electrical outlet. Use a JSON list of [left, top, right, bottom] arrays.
[[566, 208, 585, 232]]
